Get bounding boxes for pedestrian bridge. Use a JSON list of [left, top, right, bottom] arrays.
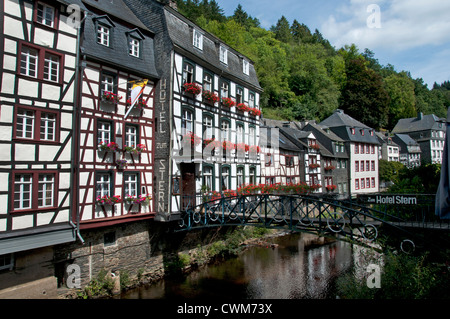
[[176, 193, 449, 253]]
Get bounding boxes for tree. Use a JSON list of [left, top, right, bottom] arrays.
[[384, 72, 417, 130], [339, 58, 390, 130], [271, 16, 292, 43]]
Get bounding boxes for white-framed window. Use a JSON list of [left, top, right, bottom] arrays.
[[96, 173, 111, 198], [43, 53, 59, 82], [14, 174, 32, 210], [129, 37, 140, 57], [38, 174, 54, 207], [203, 73, 212, 91], [15, 108, 58, 142], [125, 125, 138, 148], [193, 29, 203, 50], [36, 2, 55, 27], [220, 82, 229, 98], [249, 93, 255, 108], [249, 126, 256, 146], [14, 172, 56, 211], [40, 112, 56, 141], [236, 87, 243, 104], [236, 124, 244, 144], [124, 173, 138, 197], [181, 109, 193, 135], [0, 254, 14, 271], [220, 46, 228, 64], [237, 167, 244, 188], [221, 166, 230, 190], [97, 24, 110, 46], [97, 121, 112, 145], [243, 59, 249, 75], [183, 63, 194, 84], [221, 119, 230, 141], [20, 47, 38, 78], [203, 165, 213, 190], [17, 109, 35, 139], [100, 74, 115, 95], [203, 115, 213, 140]]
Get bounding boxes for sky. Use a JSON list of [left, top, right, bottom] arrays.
[[216, 0, 450, 88]]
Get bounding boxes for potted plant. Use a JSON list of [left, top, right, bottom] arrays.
[[126, 98, 147, 110], [202, 90, 219, 105], [183, 83, 202, 96], [326, 184, 337, 192], [101, 91, 122, 104], [98, 141, 120, 152], [221, 97, 235, 108], [249, 108, 261, 117], [124, 143, 146, 155], [236, 103, 250, 113], [96, 195, 122, 205], [183, 132, 201, 146], [116, 159, 128, 169]]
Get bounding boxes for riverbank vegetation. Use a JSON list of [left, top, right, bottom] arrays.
[[336, 249, 450, 299]]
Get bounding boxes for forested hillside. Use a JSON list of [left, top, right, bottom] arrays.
[[173, 0, 450, 130]]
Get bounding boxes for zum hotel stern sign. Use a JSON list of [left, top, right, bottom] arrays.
[[357, 194, 418, 205]]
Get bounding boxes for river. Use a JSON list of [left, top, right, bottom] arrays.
[[119, 232, 357, 300]]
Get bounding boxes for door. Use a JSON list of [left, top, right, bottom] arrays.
[[181, 163, 196, 210]]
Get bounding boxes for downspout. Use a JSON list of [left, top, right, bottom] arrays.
[[70, 11, 88, 245]]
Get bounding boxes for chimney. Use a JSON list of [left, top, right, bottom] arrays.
[[417, 112, 423, 120], [167, 0, 178, 10]]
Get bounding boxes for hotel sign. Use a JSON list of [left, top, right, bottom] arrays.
[[357, 194, 418, 205]]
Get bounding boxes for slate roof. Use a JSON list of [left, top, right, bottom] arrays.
[[80, 0, 159, 79], [163, 7, 262, 91], [392, 113, 446, 134], [319, 109, 380, 145], [392, 134, 421, 153]]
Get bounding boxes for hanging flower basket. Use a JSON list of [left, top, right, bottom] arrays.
[[202, 90, 219, 105], [183, 132, 201, 146], [249, 108, 261, 117], [236, 103, 250, 113], [124, 194, 152, 205], [309, 163, 320, 169], [126, 98, 147, 110], [96, 195, 122, 205], [236, 143, 249, 153], [124, 144, 146, 155], [116, 159, 128, 169], [183, 83, 202, 96], [222, 141, 236, 151], [221, 97, 235, 108], [98, 141, 120, 152], [249, 145, 261, 154], [101, 91, 122, 104]]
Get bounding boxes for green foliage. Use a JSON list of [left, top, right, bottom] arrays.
[[337, 251, 449, 299], [388, 163, 441, 194], [77, 268, 115, 299], [174, 1, 449, 127], [379, 159, 405, 184]]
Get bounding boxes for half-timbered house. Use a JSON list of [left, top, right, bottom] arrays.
[[125, 0, 263, 220], [0, 0, 83, 297]]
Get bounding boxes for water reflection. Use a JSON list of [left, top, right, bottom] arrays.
[[120, 233, 354, 299]]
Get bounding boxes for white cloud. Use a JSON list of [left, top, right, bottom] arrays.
[[321, 0, 450, 52]]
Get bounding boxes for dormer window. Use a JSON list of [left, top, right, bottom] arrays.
[[93, 15, 115, 47], [193, 29, 203, 50], [97, 24, 110, 46], [351, 128, 355, 135], [129, 37, 140, 57], [36, 2, 56, 28], [126, 29, 145, 58], [220, 46, 228, 65], [360, 129, 364, 136], [243, 59, 249, 75]]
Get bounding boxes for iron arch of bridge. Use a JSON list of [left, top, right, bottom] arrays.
[[175, 194, 424, 251]]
